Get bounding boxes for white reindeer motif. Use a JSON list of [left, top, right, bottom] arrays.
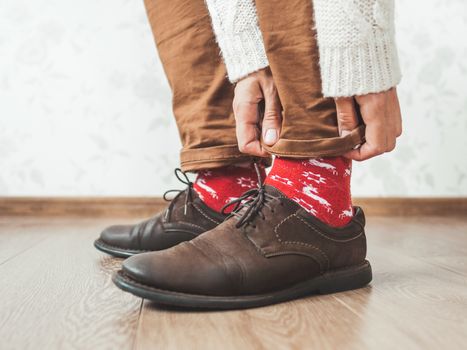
[[307, 159, 338, 175], [302, 185, 333, 213], [301, 170, 327, 185], [269, 174, 294, 186], [339, 207, 353, 219], [237, 176, 257, 188], [195, 178, 218, 199], [291, 197, 317, 215], [344, 167, 351, 177]]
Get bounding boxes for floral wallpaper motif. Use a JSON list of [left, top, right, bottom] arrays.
[[0, 0, 466, 197]]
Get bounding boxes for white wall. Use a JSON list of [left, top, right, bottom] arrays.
[[1, 0, 466, 197]]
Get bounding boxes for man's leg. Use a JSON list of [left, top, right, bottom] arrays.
[[144, 0, 267, 171], [115, 0, 371, 308], [144, 0, 268, 211], [255, 0, 364, 158], [94, 0, 269, 258], [253, 0, 362, 227]]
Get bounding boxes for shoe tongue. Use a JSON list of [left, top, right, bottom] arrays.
[[262, 184, 303, 212], [226, 184, 289, 227]]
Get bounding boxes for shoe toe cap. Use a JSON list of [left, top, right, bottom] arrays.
[[99, 225, 134, 247], [121, 243, 234, 295], [121, 252, 156, 284]]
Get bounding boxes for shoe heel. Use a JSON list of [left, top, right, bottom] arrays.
[[318, 261, 372, 294]]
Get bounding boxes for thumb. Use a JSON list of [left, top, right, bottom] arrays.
[[261, 87, 282, 146], [335, 97, 359, 137]]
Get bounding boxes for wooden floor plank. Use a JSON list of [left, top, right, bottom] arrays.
[[135, 293, 381, 350], [0, 219, 52, 265], [334, 247, 467, 350], [134, 217, 467, 350], [332, 218, 467, 350], [0, 218, 143, 349], [1, 216, 467, 349], [366, 217, 467, 275]]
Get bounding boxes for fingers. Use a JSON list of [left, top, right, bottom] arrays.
[[349, 88, 403, 161], [335, 97, 359, 137], [384, 91, 397, 152], [346, 89, 402, 161], [233, 68, 282, 156], [344, 120, 386, 161], [236, 123, 267, 156], [345, 95, 387, 161], [261, 84, 282, 146], [391, 88, 403, 137], [233, 80, 269, 157]]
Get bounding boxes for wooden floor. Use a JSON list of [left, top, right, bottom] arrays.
[[1, 215, 466, 350]]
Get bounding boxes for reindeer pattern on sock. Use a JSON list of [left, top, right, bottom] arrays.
[[266, 157, 353, 227]]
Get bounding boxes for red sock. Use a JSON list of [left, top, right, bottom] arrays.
[[193, 164, 265, 213], [264, 157, 353, 227]]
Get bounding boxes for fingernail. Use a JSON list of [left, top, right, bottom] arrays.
[[264, 129, 278, 145], [341, 130, 351, 137]]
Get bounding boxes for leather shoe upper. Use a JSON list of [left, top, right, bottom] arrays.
[[99, 185, 225, 252], [122, 185, 367, 296]]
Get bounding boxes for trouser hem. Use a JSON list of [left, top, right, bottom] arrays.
[[180, 144, 272, 172], [262, 126, 365, 158]]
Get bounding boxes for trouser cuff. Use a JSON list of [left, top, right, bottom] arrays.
[[180, 144, 272, 172], [262, 125, 365, 158]]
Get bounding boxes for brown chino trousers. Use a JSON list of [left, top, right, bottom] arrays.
[[144, 0, 364, 172]]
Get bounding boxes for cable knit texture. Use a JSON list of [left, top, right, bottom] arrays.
[[204, 0, 269, 82], [205, 0, 401, 97]]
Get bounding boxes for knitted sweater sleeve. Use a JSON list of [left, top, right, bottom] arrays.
[[204, 0, 269, 82], [313, 0, 401, 97], [205, 0, 401, 97]]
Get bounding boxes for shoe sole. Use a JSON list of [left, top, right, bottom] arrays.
[[93, 239, 149, 258], [112, 260, 372, 310]]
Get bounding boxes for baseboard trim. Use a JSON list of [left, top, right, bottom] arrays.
[[0, 197, 166, 218], [0, 197, 466, 218], [353, 197, 467, 217]]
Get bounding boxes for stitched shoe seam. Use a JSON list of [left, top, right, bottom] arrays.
[[192, 202, 222, 225], [294, 214, 364, 242], [265, 250, 328, 274], [188, 241, 239, 290], [118, 260, 369, 298], [241, 228, 268, 258], [97, 240, 151, 252], [119, 271, 239, 298], [208, 233, 253, 289], [273, 213, 330, 272], [168, 221, 206, 231], [163, 227, 201, 237]]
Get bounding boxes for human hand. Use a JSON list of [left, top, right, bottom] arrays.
[[335, 87, 402, 161], [233, 68, 282, 157]]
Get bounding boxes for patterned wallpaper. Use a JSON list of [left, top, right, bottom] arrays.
[[1, 0, 466, 197]]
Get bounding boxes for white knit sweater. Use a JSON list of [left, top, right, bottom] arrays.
[[205, 0, 401, 97]]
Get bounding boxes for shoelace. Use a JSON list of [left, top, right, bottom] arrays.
[[163, 168, 194, 218], [221, 163, 280, 228]]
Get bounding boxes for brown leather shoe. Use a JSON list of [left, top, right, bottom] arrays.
[[94, 169, 226, 258], [113, 185, 372, 309]]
